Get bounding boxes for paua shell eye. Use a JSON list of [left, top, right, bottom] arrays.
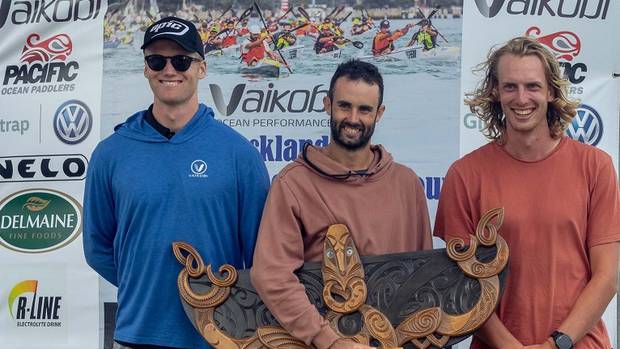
[[326, 249, 335, 258], [346, 247, 353, 256]]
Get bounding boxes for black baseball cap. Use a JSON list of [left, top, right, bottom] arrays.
[[141, 16, 204, 59], [380, 20, 390, 28]]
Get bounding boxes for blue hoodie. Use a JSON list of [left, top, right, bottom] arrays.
[[83, 104, 269, 348]]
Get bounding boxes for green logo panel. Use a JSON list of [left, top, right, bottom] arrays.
[[0, 189, 82, 253]]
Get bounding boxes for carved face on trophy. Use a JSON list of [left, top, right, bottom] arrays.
[[322, 224, 367, 314]]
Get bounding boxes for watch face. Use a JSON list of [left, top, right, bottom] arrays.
[[556, 334, 573, 349]]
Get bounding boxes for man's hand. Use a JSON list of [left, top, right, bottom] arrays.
[[328, 338, 376, 349]]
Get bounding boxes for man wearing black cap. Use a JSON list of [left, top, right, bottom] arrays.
[[83, 16, 270, 349], [371, 19, 413, 56]]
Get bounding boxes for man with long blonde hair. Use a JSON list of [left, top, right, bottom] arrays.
[[434, 37, 620, 349]]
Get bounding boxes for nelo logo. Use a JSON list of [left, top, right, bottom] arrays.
[[0, 154, 88, 183], [566, 104, 603, 146], [149, 19, 189, 37], [53, 100, 92, 144], [0, 0, 102, 29], [8, 280, 63, 328], [474, 0, 609, 19], [0, 188, 82, 253], [209, 83, 327, 116], [526, 26, 587, 84], [3, 33, 79, 86]]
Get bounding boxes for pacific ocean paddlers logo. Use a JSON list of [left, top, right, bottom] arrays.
[[0, 189, 82, 253], [20, 33, 73, 63], [526, 26, 588, 89], [2, 33, 79, 96]]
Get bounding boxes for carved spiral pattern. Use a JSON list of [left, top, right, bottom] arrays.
[[360, 305, 397, 347], [458, 235, 509, 279], [446, 236, 477, 261], [173, 242, 206, 277], [206, 264, 238, 287], [324, 278, 367, 314], [396, 307, 441, 343], [173, 242, 238, 309], [475, 207, 503, 246]]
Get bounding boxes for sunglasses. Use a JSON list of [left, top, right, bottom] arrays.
[[144, 54, 202, 72]]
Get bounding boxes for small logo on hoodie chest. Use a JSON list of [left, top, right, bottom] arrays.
[[189, 160, 207, 178]]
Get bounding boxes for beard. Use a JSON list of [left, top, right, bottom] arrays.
[[330, 115, 376, 151]]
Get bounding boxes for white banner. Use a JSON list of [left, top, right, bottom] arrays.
[[0, 0, 106, 348], [460, 1, 620, 347]]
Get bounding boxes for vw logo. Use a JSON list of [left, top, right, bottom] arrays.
[[190, 160, 207, 175], [565, 104, 603, 146], [53, 100, 92, 145]]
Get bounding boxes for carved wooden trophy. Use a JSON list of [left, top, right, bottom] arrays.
[[173, 208, 509, 349]]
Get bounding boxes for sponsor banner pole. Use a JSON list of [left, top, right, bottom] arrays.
[[0, 0, 106, 348], [460, 1, 619, 348]]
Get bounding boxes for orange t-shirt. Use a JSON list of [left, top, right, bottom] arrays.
[[434, 137, 620, 349]]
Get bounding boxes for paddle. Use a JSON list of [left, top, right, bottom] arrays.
[[325, 6, 341, 20], [342, 38, 364, 49], [325, 29, 364, 49], [217, 5, 233, 22], [335, 11, 352, 26], [332, 6, 346, 19], [254, 1, 293, 73], [416, 6, 448, 43], [212, 7, 252, 39], [297, 7, 311, 21], [277, 7, 293, 21]]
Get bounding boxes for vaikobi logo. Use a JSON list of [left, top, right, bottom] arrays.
[[8, 280, 63, 327], [474, 0, 610, 19], [0, 188, 82, 253], [2, 33, 79, 96], [0, 0, 102, 29], [209, 82, 327, 116], [189, 160, 207, 178]]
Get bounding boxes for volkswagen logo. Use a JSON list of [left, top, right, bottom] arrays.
[[565, 104, 603, 146], [53, 100, 92, 145], [190, 160, 207, 175]]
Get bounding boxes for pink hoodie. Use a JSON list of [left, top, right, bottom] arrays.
[[250, 144, 432, 349]]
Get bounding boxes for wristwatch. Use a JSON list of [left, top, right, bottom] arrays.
[[551, 331, 573, 349]]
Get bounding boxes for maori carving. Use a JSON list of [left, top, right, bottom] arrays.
[[322, 224, 367, 314], [173, 208, 509, 349]]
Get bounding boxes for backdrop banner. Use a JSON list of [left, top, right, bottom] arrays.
[[460, 1, 620, 347], [0, 0, 106, 348]]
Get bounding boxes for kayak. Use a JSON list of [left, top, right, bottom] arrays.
[[104, 38, 120, 49], [278, 45, 305, 59], [239, 58, 281, 78], [358, 45, 461, 61], [205, 43, 241, 57], [315, 48, 342, 59]]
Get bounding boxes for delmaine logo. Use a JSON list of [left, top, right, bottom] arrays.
[[0, 188, 82, 253]]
